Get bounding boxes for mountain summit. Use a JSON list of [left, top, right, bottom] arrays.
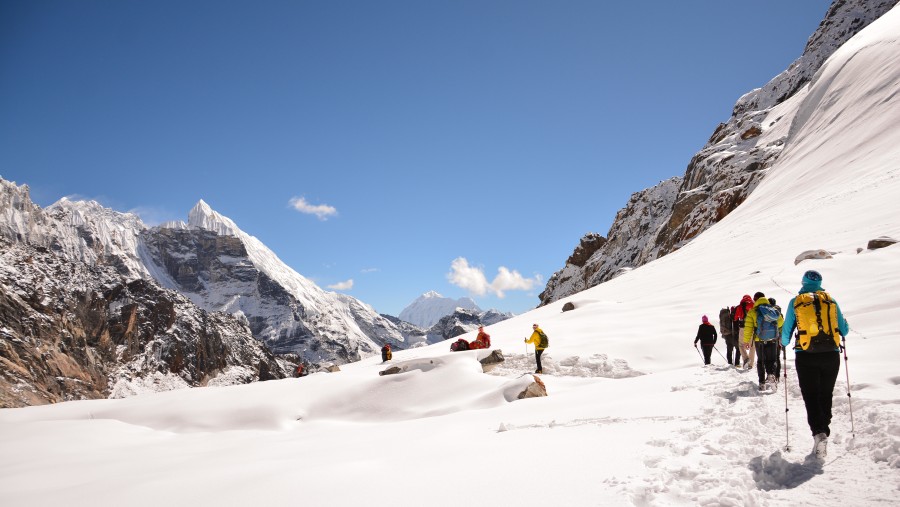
[[399, 291, 481, 328]]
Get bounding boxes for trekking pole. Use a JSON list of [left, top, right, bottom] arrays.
[[694, 343, 704, 363], [841, 336, 856, 436], [782, 343, 790, 452], [713, 345, 728, 362]]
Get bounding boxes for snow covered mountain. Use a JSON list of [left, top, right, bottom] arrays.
[[0, 185, 414, 370], [398, 291, 481, 328], [424, 307, 516, 344], [539, 0, 900, 305], [143, 200, 411, 361], [0, 233, 286, 408]]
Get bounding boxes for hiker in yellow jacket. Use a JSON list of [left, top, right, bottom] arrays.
[[525, 323, 548, 374], [743, 292, 785, 390]]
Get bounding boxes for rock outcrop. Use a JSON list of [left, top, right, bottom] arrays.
[[0, 237, 285, 408], [540, 0, 899, 305]]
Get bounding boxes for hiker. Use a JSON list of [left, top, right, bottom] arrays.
[[524, 323, 548, 374], [743, 291, 784, 390], [781, 270, 849, 459], [295, 363, 307, 377], [733, 294, 754, 368], [381, 344, 392, 362], [470, 326, 491, 349], [769, 297, 783, 376], [718, 307, 739, 366], [694, 315, 718, 365]]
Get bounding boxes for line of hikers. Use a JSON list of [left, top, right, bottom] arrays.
[[693, 270, 850, 459]]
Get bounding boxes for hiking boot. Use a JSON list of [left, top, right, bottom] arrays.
[[535, 369, 542, 374], [758, 382, 766, 391], [766, 374, 776, 384], [813, 433, 828, 459]]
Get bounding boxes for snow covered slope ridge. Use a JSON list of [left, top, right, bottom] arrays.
[[149, 200, 411, 360], [399, 291, 481, 328], [0, 3, 899, 505], [540, 0, 900, 305], [0, 181, 413, 365]]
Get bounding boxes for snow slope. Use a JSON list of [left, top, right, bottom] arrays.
[[1, 4, 899, 506]]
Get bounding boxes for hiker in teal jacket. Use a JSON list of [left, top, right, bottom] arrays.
[[744, 292, 784, 390], [780, 270, 849, 459]]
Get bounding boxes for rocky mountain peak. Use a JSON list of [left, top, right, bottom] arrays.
[[539, 0, 898, 306], [188, 199, 241, 237]]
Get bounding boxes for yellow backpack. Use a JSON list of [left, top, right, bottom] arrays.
[[793, 291, 841, 352]]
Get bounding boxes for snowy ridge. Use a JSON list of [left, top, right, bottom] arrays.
[[540, 0, 900, 305], [0, 183, 411, 364], [182, 200, 326, 311], [398, 291, 481, 328], [148, 200, 410, 360]]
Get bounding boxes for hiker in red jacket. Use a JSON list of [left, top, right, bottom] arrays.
[[470, 326, 491, 349], [694, 315, 718, 365]]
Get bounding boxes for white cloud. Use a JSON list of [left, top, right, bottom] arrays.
[[288, 197, 338, 221], [361, 268, 379, 273], [446, 257, 542, 298], [327, 279, 354, 291]]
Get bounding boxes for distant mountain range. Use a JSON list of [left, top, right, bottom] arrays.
[[0, 183, 434, 406], [398, 291, 480, 328]]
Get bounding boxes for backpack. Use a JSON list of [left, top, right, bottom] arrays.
[[718, 308, 733, 336], [537, 330, 549, 349], [755, 304, 780, 341], [793, 291, 841, 352], [450, 338, 469, 352]]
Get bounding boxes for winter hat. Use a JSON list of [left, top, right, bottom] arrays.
[[702, 315, 709, 324], [801, 270, 823, 293]]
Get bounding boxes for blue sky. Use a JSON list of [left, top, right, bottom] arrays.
[[0, 0, 830, 316]]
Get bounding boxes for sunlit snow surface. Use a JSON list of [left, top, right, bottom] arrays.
[[2, 5, 900, 507]]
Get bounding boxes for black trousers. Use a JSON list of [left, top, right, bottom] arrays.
[[700, 344, 713, 365], [795, 351, 841, 437], [755, 341, 778, 383], [724, 335, 738, 365], [535, 349, 544, 371]]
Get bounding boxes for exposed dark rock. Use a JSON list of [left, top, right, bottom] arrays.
[[562, 302, 576, 312], [567, 233, 607, 268], [0, 237, 286, 408], [479, 349, 505, 372], [867, 236, 898, 250], [517, 375, 548, 399], [741, 126, 763, 140]]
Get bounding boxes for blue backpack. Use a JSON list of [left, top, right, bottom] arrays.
[[755, 305, 781, 341]]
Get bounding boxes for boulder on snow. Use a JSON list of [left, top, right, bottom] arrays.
[[479, 349, 505, 372], [379, 366, 403, 376], [867, 236, 898, 250], [517, 375, 548, 399], [326, 365, 341, 373], [562, 302, 576, 312], [794, 249, 835, 265]]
